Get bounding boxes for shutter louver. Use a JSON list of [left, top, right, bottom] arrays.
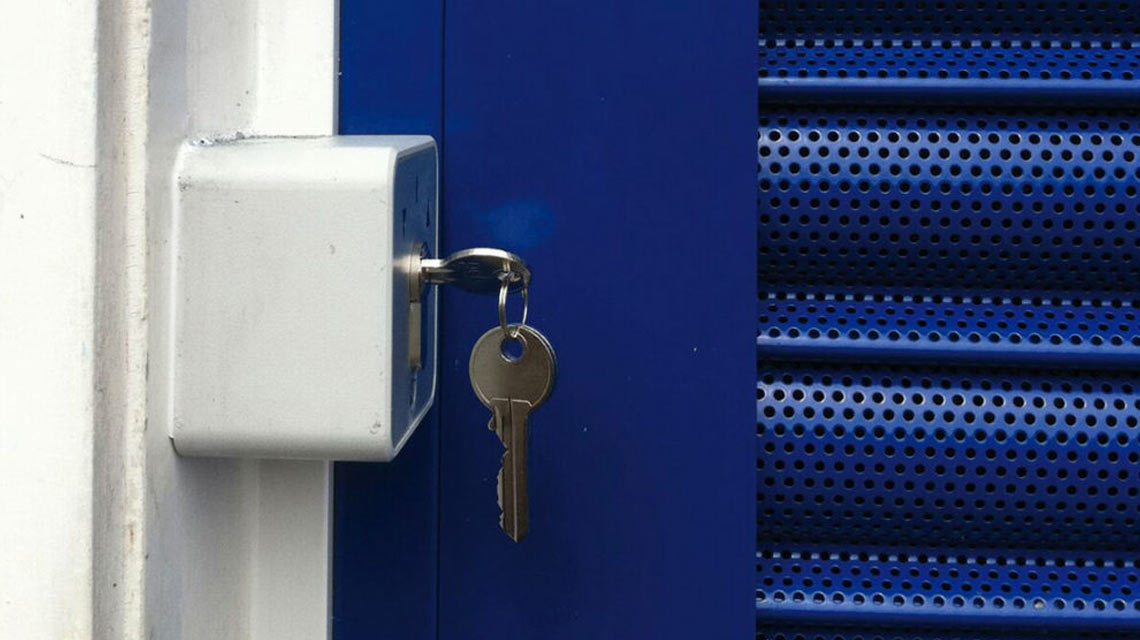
[[757, 1, 1140, 637]]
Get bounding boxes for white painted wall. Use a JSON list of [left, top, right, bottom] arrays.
[[0, 2, 98, 638], [0, 1, 339, 638]]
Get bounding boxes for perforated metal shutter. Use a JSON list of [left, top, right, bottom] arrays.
[[756, 2, 1140, 638]]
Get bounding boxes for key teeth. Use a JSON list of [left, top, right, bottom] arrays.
[[492, 414, 515, 541], [496, 466, 504, 527], [488, 413, 507, 446], [497, 452, 526, 542], [489, 404, 527, 542]]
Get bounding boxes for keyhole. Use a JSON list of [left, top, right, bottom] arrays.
[[500, 336, 524, 361]]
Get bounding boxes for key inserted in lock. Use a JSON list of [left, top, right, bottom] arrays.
[[408, 246, 531, 369]]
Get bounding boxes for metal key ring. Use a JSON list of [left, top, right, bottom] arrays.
[[498, 271, 528, 339]]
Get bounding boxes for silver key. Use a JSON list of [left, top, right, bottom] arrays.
[[469, 324, 556, 541]]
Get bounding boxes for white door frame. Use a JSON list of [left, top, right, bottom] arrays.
[[1, 1, 342, 638]]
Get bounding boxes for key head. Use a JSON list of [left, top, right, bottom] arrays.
[[469, 324, 556, 409]]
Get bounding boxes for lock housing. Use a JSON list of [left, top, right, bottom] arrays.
[[168, 136, 438, 460]]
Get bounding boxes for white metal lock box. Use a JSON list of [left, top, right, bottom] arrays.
[[169, 136, 438, 460]]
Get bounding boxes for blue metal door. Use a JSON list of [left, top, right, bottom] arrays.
[[335, 1, 1140, 638], [334, 2, 756, 639]]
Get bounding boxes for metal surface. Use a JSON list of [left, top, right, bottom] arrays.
[[409, 245, 527, 366], [420, 247, 530, 295], [756, 544, 1140, 630], [758, 291, 1140, 369], [497, 277, 528, 339], [408, 243, 426, 370], [469, 324, 556, 541], [469, 324, 556, 409], [169, 136, 437, 460], [758, 632, 1132, 640], [438, 0, 756, 636], [759, 0, 1140, 106], [757, 0, 1140, 636], [337, 1, 756, 637], [756, 111, 1140, 292]]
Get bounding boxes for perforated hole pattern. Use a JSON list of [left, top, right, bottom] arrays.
[[757, 364, 1140, 550], [759, 0, 1140, 40], [758, 111, 1140, 291], [758, 630, 1139, 640], [756, 545, 1140, 626], [760, 42, 1140, 82], [758, 0, 1140, 102], [756, 0, 1140, 636]]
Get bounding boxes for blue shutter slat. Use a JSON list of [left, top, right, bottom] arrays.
[[758, 80, 1140, 108], [756, 547, 1140, 630], [759, 292, 1140, 368], [758, 630, 1129, 640], [758, 0, 1140, 38], [757, 112, 1140, 292], [757, 365, 1140, 550], [759, 44, 1140, 106]]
